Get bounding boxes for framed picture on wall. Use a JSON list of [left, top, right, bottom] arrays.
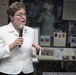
[[53, 32, 66, 47], [39, 47, 54, 60], [70, 36, 76, 47], [40, 35, 51, 47], [68, 21, 76, 47], [32, 27, 40, 44]]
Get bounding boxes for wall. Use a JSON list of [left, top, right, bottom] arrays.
[[0, 0, 9, 26]]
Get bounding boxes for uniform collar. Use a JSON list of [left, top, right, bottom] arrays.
[[8, 22, 29, 36], [8, 22, 16, 32]]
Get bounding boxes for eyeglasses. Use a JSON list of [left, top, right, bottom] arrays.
[[14, 13, 26, 18]]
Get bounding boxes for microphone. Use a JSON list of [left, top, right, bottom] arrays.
[[19, 25, 24, 47]]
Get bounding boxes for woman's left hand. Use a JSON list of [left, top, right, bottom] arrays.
[[32, 44, 43, 50]]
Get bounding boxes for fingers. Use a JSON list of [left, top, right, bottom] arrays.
[[15, 37, 23, 46], [9, 37, 23, 49], [32, 44, 43, 50], [17, 37, 23, 42]]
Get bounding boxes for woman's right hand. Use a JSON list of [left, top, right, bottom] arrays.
[[9, 37, 23, 50]]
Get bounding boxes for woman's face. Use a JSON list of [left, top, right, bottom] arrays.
[[10, 8, 26, 29]]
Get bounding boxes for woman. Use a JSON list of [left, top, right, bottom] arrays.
[[0, 2, 42, 75]]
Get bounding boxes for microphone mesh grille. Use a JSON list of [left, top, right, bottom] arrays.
[[19, 25, 24, 29]]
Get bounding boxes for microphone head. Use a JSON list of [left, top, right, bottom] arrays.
[[19, 24, 24, 30], [19, 25, 24, 47], [19, 24, 24, 37]]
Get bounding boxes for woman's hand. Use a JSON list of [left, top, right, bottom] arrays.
[[32, 44, 43, 50], [32, 44, 43, 55], [9, 37, 23, 50]]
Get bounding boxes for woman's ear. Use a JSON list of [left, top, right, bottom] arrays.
[[9, 15, 14, 21]]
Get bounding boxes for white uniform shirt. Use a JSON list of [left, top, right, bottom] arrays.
[[0, 22, 36, 74]]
